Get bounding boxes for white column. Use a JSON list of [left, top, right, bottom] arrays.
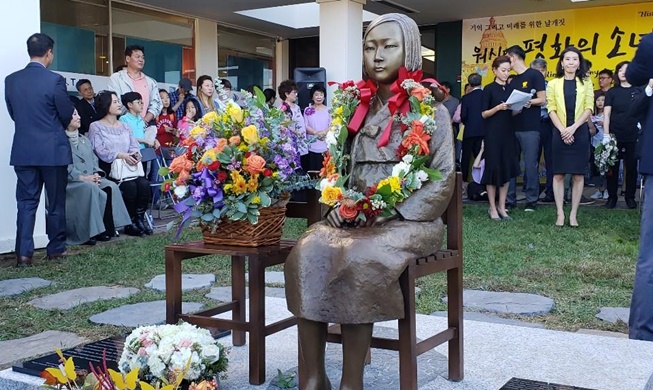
[[275, 39, 290, 85], [0, 0, 46, 254], [195, 18, 219, 79], [317, 0, 365, 97]]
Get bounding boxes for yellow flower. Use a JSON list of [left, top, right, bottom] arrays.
[[332, 117, 342, 127], [190, 126, 206, 138], [334, 106, 344, 115], [252, 196, 261, 205], [238, 144, 249, 152], [241, 125, 259, 144], [247, 175, 259, 192], [378, 176, 402, 194], [321, 186, 343, 206], [201, 148, 217, 163], [232, 176, 247, 194], [202, 111, 219, 125], [420, 103, 434, 116], [226, 102, 243, 123], [224, 184, 233, 192]]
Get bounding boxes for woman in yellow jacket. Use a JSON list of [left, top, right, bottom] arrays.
[[546, 46, 594, 227]]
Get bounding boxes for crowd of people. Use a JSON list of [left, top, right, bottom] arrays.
[[455, 44, 653, 226]]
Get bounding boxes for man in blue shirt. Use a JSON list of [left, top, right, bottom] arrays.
[[169, 78, 198, 120]]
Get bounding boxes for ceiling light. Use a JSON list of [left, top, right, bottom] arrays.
[[236, 3, 378, 30]]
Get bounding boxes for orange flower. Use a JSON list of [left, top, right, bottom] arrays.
[[245, 155, 266, 174], [175, 170, 190, 185], [215, 138, 229, 153], [169, 154, 194, 173], [401, 120, 431, 155], [327, 173, 340, 182], [410, 85, 431, 102], [319, 152, 336, 178], [229, 135, 241, 145], [339, 198, 359, 221]]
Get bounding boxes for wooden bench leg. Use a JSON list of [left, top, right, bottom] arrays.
[[447, 265, 464, 381], [248, 255, 266, 385], [165, 250, 182, 324], [231, 255, 246, 347], [398, 266, 418, 390]]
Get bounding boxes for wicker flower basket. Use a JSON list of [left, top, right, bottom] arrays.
[[201, 206, 287, 247]]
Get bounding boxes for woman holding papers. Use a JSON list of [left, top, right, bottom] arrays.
[[546, 46, 594, 227], [481, 56, 520, 221]]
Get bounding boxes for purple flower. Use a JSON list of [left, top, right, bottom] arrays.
[[304, 106, 315, 116]]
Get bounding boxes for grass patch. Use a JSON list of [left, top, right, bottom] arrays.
[[0, 205, 640, 343]]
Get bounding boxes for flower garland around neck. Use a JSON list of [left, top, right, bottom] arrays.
[[318, 67, 442, 223]]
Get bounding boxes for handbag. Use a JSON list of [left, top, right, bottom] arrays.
[[109, 158, 144, 182]]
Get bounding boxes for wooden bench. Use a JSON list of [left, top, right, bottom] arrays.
[[319, 172, 464, 389], [164, 188, 321, 385]]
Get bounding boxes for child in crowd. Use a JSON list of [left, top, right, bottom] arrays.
[[120, 92, 159, 150], [156, 89, 178, 148], [177, 99, 202, 143], [468, 141, 489, 201], [590, 92, 608, 200]]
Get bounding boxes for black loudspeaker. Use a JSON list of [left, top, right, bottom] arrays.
[[293, 67, 326, 113]]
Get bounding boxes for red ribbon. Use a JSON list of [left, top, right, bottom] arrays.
[[379, 68, 423, 147], [347, 79, 377, 135]]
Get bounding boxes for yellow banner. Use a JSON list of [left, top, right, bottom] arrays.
[[461, 3, 653, 91]]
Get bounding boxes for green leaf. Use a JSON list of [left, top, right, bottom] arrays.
[[422, 167, 442, 181], [236, 203, 248, 213], [259, 192, 271, 207], [254, 86, 266, 104], [201, 213, 214, 222], [158, 166, 170, 176], [409, 96, 421, 113], [247, 213, 259, 224], [212, 209, 222, 218], [337, 126, 348, 146], [233, 211, 246, 220], [412, 155, 430, 168], [376, 183, 393, 197]]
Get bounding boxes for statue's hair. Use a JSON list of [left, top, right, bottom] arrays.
[[363, 13, 422, 72]]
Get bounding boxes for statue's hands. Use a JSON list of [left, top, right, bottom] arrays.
[[358, 209, 399, 227], [326, 206, 344, 228]]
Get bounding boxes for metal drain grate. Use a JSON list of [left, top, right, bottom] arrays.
[[13, 335, 125, 377], [500, 378, 597, 390]]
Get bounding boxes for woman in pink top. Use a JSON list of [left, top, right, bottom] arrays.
[[302, 84, 330, 172]]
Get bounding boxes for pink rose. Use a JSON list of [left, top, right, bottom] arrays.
[[179, 338, 193, 348], [137, 347, 148, 356]]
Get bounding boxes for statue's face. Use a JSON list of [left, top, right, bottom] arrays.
[[363, 22, 405, 85]]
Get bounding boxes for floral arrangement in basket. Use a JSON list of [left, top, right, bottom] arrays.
[[161, 81, 312, 236], [40, 324, 225, 390], [118, 322, 228, 388], [594, 133, 619, 175], [319, 67, 442, 222]]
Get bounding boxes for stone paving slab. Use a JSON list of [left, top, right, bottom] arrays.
[[430, 311, 545, 328], [0, 278, 53, 297], [576, 329, 628, 339], [205, 286, 287, 301], [145, 274, 215, 292], [0, 331, 87, 367], [246, 271, 285, 285], [89, 300, 203, 327], [28, 286, 140, 310], [442, 289, 554, 316], [595, 307, 630, 324]]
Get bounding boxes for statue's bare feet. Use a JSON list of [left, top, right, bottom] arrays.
[[303, 374, 332, 390]]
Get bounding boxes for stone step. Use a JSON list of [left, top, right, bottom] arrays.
[[89, 300, 203, 327], [0, 331, 87, 367], [145, 274, 215, 292], [28, 286, 139, 310], [442, 289, 554, 316], [430, 311, 545, 328], [0, 278, 53, 297]]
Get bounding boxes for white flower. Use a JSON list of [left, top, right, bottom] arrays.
[[325, 131, 338, 146], [415, 170, 428, 182], [402, 154, 414, 164], [419, 115, 430, 124], [174, 185, 188, 198], [392, 161, 411, 178]]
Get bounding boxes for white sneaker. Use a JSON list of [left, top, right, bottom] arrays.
[[603, 190, 609, 199], [590, 190, 603, 200]]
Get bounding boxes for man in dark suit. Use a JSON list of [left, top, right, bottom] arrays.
[[627, 32, 653, 341], [4, 33, 74, 267], [74, 79, 97, 135], [460, 73, 485, 183]]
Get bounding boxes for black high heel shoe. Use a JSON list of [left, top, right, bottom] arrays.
[[488, 209, 501, 222]]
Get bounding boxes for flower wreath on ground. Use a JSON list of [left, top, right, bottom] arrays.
[[594, 133, 619, 176], [318, 67, 442, 222]]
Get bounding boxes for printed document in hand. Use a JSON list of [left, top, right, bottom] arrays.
[[505, 89, 533, 112]]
